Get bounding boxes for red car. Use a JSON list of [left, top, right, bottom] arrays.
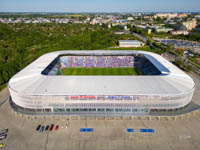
[[55, 125, 59, 131], [49, 124, 54, 131]]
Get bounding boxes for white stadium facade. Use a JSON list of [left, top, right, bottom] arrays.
[[8, 50, 195, 116]]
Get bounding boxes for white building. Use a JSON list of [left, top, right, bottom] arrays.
[[171, 30, 189, 35], [155, 27, 173, 33], [154, 13, 178, 19], [119, 40, 145, 47], [127, 17, 134, 21], [8, 50, 195, 116], [183, 19, 197, 31]]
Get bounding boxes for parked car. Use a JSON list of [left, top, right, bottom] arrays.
[[61, 124, 67, 129], [0, 128, 8, 133], [49, 124, 54, 131], [0, 143, 4, 149], [0, 128, 8, 135], [40, 126, 44, 133], [0, 134, 7, 141], [55, 125, 59, 131], [0, 132, 6, 136], [45, 125, 49, 131], [61, 124, 64, 129], [36, 125, 41, 131]]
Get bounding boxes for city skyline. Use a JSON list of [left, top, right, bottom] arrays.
[[0, 0, 200, 13]]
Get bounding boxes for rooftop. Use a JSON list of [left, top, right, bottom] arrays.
[[119, 40, 143, 43], [8, 50, 195, 96]]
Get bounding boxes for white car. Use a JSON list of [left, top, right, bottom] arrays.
[[0, 134, 7, 141], [0, 129, 8, 135]]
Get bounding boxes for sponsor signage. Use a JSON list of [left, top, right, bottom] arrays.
[[65, 96, 138, 101]]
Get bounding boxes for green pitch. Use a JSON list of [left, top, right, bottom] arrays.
[[57, 68, 141, 76]]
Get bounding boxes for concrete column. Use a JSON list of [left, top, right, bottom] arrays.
[[174, 117, 176, 121]]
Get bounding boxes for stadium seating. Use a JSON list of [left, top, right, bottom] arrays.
[[44, 55, 161, 75], [134, 56, 160, 75], [60, 56, 134, 68]]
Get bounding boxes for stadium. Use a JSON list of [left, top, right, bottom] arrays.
[[8, 50, 195, 116]]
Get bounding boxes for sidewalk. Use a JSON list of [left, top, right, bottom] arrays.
[[0, 87, 10, 108]]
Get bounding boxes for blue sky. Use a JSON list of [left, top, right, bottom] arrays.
[[0, 0, 199, 12]]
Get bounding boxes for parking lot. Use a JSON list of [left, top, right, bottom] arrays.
[[0, 73, 200, 150], [155, 38, 200, 54], [1, 109, 200, 150]]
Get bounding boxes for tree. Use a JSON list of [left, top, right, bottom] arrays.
[[185, 65, 193, 72], [168, 44, 173, 50], [177, 48, 184, 56], [146, 40, 151, 46]]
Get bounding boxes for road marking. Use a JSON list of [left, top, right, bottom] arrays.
[[0, 96, 9, 108], [80, 128, 87, 132], [86, 128, 94, 132], [44, 131, 49, 150], [127, 128, 134, 133], [80, 128, 94, 132], [140, 128, 155, 133]]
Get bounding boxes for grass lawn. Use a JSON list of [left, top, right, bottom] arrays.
[[58, 67, 139, 76]]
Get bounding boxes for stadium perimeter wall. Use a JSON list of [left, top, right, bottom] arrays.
[[8, 50, 196, 116]]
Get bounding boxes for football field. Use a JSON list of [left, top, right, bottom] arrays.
[[57, 68, 140, 75]]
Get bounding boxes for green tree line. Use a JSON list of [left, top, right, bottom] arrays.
[[0, 23, 131, 88]]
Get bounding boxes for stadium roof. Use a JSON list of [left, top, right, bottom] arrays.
[[8, 50, 195, 96]]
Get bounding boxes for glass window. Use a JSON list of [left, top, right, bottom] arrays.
[[60, 109, 65, 112], [53, 108, 59, 112], [71, 108, 76, 112], [141, 109, 148, 113], [115, 108, 122, 112], [123, 108, 131, 112], [80, 108, 89, 112], [89, 108, 96, 112], [106, 108, 114, 112], [24, 108, 35, 113], [71, 108, 79, 112], [45, 108, 51, 112], [36, 109, 43, 112], [132, 109, 138, 112], [97, 108, 105, 112], [66, 108, 70, 112], [83, 108, 88, 112], [54, 108, 65, 112]]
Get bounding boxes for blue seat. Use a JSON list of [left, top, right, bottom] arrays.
[[127, 128, 134, 133]]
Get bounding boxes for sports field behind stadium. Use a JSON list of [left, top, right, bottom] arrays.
[[57, 68, 143, 75]]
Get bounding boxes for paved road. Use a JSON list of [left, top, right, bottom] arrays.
[[0, 87, 9, 108], [133, 33, 200, 75], [154, 38, 200, 54], [166, 51, 200, 76], [132, 33, 148, 42]]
